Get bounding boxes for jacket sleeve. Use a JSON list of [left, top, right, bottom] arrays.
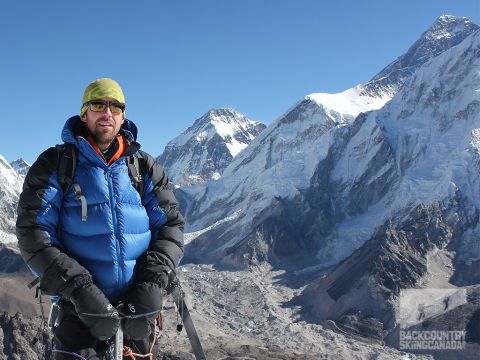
[[134, 151, 185, 287], [16, 147, 93, 297]]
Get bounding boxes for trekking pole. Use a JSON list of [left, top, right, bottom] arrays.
[[167, 277, 207, 360], [113, 325, 123, 360], [111, 306, 159, 360], [77, 306, 125, 360]]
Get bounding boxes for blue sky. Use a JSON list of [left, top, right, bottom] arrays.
[[1, 0, 479, 164]]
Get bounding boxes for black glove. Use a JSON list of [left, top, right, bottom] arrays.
[[70, 284, 120, 341], [122, 282, 163, 340]]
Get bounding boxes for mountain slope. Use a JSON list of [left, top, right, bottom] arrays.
[[0, 154, 22, 238]]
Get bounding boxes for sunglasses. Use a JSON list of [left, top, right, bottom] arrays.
[[84, 100, 126, 114]]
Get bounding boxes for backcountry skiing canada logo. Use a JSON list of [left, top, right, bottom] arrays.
[[399, 330, 466, 350], [398, 288, 467, 351]]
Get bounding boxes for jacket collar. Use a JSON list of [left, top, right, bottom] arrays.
[[61, 116, 141, 164]]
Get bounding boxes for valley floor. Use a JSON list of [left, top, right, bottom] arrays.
[[159, 264, 432, 360]]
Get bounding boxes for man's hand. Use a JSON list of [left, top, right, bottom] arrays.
[[122, 282, 163, 340], [70, 284, 120, 341]]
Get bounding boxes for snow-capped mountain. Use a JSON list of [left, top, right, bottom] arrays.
[[9, 158, 30, 176], [157, 108, 266, 187], [178, 16, 479, 357], [180, 15, 478, 253], [0, 154, 23, 241]]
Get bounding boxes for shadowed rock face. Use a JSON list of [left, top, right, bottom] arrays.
[[183, 112, 400, 272], [294, 198, 480, 360], [298, 198, 477, 322]]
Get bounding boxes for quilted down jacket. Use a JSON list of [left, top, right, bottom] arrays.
[[16, 116, 184, 302]]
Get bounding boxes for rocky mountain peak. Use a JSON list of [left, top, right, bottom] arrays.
[[9, 158, 31, 176], [157, 108, 266, 187], [404, 15, 479, 65], [428, 15, 478, 39], [190, 108, 263, 148], [201, 108, 246, 124], [362, 15, 479, 98]]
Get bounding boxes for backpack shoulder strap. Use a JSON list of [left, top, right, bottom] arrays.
[[127, 151, 147, 196], [56, 143, 88, 221], [56, 143, 77, 196]]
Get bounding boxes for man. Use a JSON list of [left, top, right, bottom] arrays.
[[16, 78, 184, 359]]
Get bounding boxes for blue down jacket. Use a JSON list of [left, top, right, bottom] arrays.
[[16, 116, 184, 302]]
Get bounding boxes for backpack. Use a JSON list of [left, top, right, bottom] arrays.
[[55, 143, 147, 221]]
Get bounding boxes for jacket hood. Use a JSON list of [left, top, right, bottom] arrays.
[[61, 116, 141, 162]]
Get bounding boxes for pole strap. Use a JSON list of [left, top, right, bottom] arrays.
[[170, 283, 207, 360]]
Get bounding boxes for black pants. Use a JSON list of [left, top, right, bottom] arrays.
[[53, 300, 159, 360]]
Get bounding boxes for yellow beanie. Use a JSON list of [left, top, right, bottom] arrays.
[[80, 78, 125, 116]]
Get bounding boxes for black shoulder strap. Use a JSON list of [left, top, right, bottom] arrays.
[[127, 152, 146, 196], [56, 143, 77, 196]]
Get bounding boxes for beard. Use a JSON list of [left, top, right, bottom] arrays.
[[89, 130, 116, 149], [86, 116, 120, 149]]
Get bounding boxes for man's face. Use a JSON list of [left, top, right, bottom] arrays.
[[81, 98, 125, 149]]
